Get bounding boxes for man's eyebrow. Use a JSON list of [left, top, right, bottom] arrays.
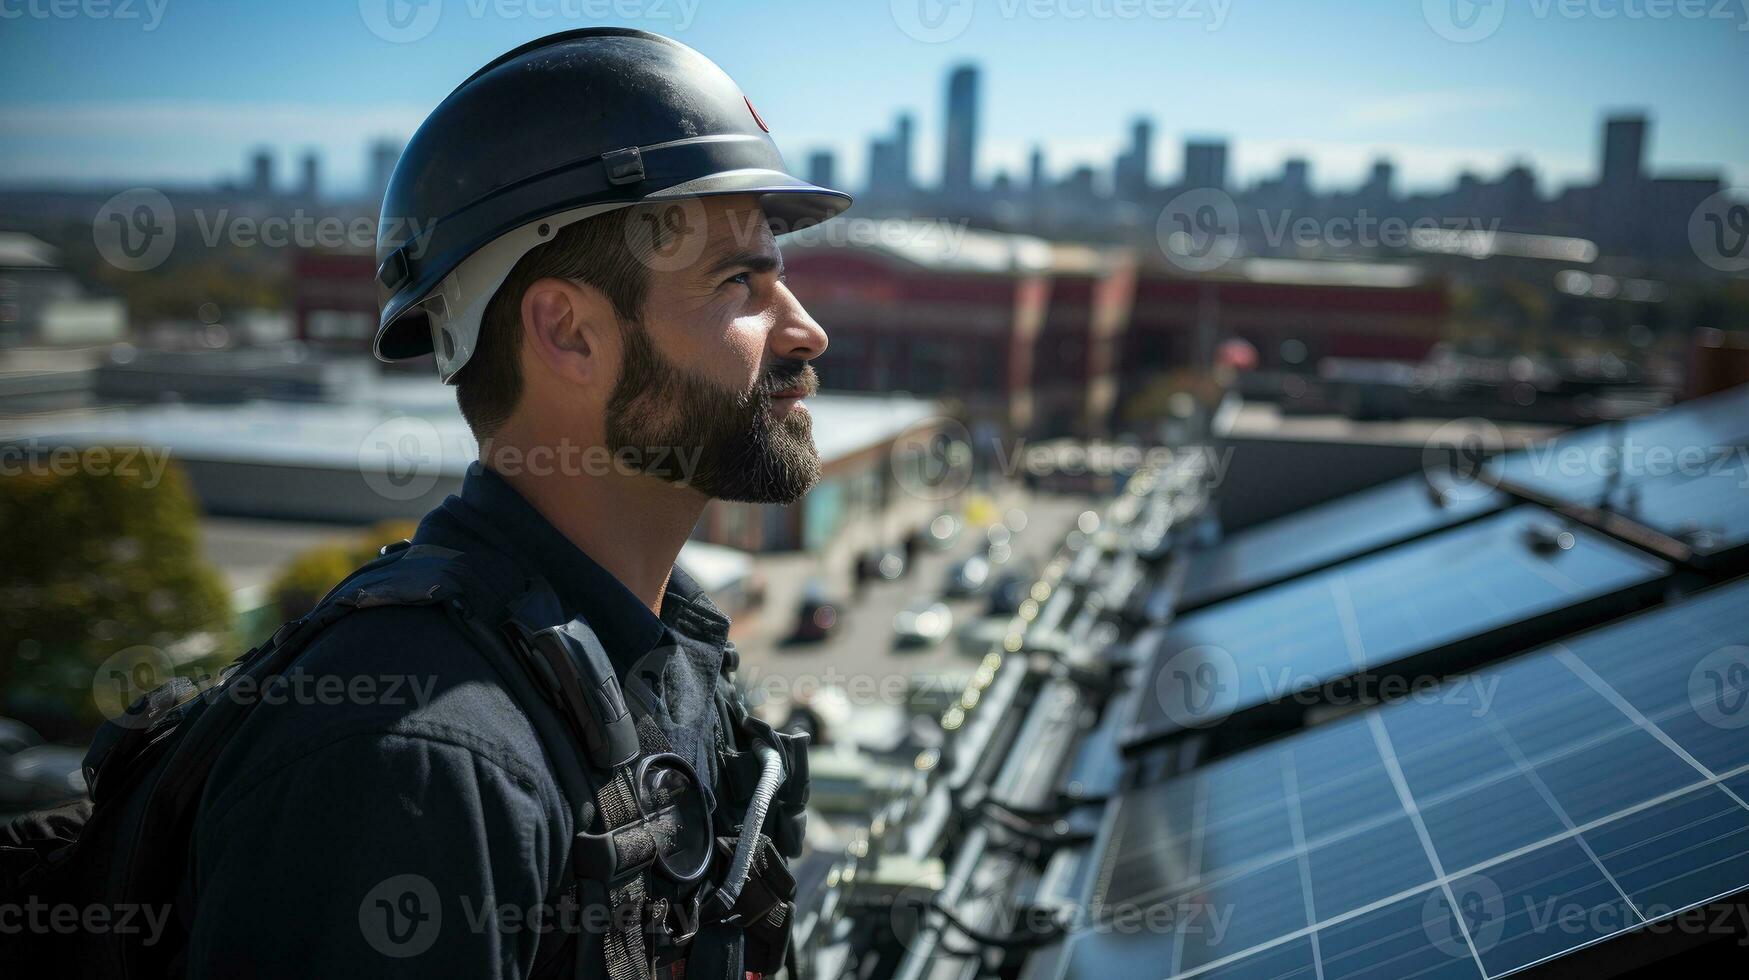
[[703, 249, 783, 278]]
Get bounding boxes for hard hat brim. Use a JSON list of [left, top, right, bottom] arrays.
[[372, 175, 850, 375]]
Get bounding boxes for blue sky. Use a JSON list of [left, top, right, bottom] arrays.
[[1, 0, 1744, 196]]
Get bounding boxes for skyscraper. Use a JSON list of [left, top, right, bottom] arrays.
[[1596, 113, 1650, 253], [1028, 146, 1046, 193], [1114, 118, 1153, 201], [299, 150, 320, 200], [1183, 141, 1228, 192], [368, 138, 401, 208], [942, 65, 979, 200], [1362, 159, 1395, 200], [867, 113, 916, 199], [1601, 114, 1647, 189], [250, 148, 274, 196], [806, 150, 836, 191]]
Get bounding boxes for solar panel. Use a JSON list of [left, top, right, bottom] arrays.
[[1488, 384, 1749, 504], [1181, 476, 1506, 611], [1126, 506, 1671, 750], [1066, 578, 1749, 980]]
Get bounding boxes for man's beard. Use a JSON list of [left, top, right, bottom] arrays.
[[605, 321, 821, 504]]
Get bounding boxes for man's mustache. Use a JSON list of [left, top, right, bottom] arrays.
[[753, 361, 818, 400]]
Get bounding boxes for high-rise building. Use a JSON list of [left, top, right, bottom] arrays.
[[1601, 114, 1647, 189], [1183, 140, 1228, 192], [942, 65, 979, 199], [1283, 158, 1310, 194], [806, 150, 836, 191], [1115, 118, 1153, 200], [1361, 159, 1394, 200], [299, 150, 320, 200], [867, 113, 916, 199], [1028, 146, 1046, 193], [894, 113, 914, 193], [368, 139, 401, 208], [250, 148, 274, 196], [1596, 113, 1651, 253]]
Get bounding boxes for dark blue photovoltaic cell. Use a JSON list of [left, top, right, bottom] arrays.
[[1582, 786, 1749, 915], [1456, 838, 1640, 977], [1304, 816, 1435, 920], [1128, 506, 1669, 746], [1182, 476, 1505, 608], [1062, 923, 1183, 978], [1316, 892, 1483, 980], [1176, 858, 1308, 972]]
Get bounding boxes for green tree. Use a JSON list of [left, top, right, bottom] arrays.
[[268, 521, 419, 621], [0, 450, 233, 740]]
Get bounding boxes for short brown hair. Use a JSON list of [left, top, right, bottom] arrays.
[[453, 207, 649, 439]]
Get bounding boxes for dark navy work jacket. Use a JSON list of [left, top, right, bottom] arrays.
[[183, 464, 738, 978]]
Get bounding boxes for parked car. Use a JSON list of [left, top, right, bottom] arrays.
[[856, 546, 907, 585], [943, 553, 993, 598], [789, 582, 841, 644], [893, 599, 954, 648], [986, 569, 1034, 616], [955, 616, 1012, 658]]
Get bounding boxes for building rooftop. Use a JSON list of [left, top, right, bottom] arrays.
[[0, 385, 941, 476]]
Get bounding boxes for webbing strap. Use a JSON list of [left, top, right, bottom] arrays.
[[590, 714, 682, 980]]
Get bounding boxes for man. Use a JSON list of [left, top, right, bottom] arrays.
[[185, 29, 848, 978]]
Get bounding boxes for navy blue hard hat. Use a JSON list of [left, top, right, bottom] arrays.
[[373, 28, 852, 381]]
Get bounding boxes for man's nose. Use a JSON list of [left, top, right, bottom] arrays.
[[768, 282, 828, 362]]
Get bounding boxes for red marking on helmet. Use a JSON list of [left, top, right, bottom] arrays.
[[745, 96, 769, 133]]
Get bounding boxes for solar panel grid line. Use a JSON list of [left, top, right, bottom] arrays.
[[1479, 713, 1648, 926], [1329, 575, 1368, 671], [1146, 758, 1749, 980], [1552, 647, 1749, 811], [1363, 713, 1489, 972], [1280, 754, 1329, 980]]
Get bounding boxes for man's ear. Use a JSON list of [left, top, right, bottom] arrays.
[[519, 277, 614, 389]]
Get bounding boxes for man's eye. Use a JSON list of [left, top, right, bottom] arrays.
[[725, 271, 752, 288]]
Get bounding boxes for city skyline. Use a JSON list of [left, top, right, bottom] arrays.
[[0, 0, 1744, 195]]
